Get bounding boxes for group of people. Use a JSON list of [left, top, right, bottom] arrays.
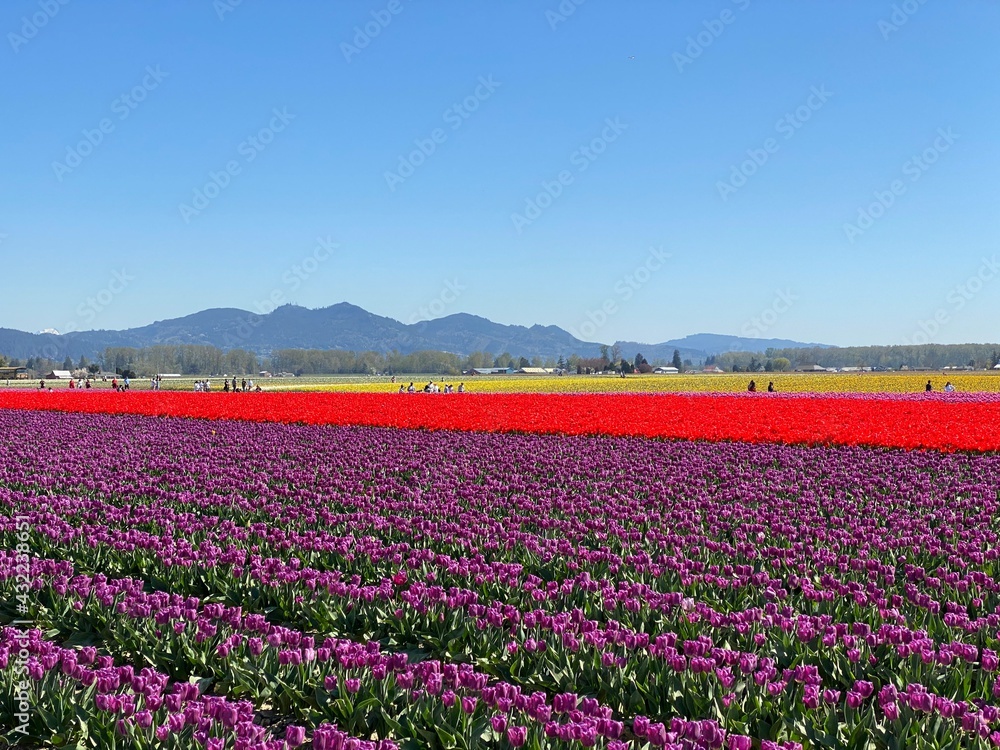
[[224, 377, 259, 392], [38, 377, 121, 391], [926, 380, 956, 392], [748, 378, 959, 393], [399, 381, 465, 394], [194, 377, 262, 393]]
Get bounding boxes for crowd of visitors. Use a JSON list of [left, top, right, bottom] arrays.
[[399, 381, 465, 393]]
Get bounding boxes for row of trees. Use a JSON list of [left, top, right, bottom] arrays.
[[4, 343, 998, 378], [706, 353, 792, 373], [2, 346, 260, 379], [101, 346, 259, 378], [750, 344, 1000, 371], [2, 346, 573, 378]]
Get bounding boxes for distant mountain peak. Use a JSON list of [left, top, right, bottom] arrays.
[[0, 303, 829, 362]]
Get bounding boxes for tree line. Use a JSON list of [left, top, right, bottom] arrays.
[[2, 345, 564, 377], [709, 343, 1000, 372], [3, 341, 998, 378]]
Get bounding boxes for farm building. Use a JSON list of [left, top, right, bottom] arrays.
[[468, 367, 513, 375], [653, 366, 679, 374], [0, 366, 28, 379], [45, 370, 74, 379]]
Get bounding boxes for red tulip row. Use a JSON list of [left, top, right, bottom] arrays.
[[4, 390, 1000, 451]]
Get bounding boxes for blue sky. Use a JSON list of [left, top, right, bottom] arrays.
[[2, 0, 998, 347]]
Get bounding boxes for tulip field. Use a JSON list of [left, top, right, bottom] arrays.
[[3, 392, 1000, 748], [310, 372, 1000, 395]]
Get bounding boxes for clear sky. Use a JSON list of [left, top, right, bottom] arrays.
[[2, 0, 998, 347]]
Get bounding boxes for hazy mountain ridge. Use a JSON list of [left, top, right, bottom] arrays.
[[0, 303, 827, 362]]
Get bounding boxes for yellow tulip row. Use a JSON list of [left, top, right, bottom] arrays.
[[309, 372, 1000, 394]]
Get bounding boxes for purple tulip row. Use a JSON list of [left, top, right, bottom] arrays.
[[3, 411, 997, 587], [3, 416, 996, 649], [13, 548, 1000, 748], [4, 435, 999, 676], [7, 516, 1000, 742], [6, 409, 1000, 747], [0, 626, 385, 750], [10, 491, 1000, 708], [8, 476, 998, 679], [3, 555, 657, 749]]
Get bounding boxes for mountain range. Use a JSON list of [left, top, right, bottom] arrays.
[[0, 303, 828, 363]]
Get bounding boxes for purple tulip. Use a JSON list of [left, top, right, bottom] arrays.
[[506, 726, 527, 747], [285, 725, 306, 746]]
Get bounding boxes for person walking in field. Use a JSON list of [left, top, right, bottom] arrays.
[[748, 380, 756, 392], [767, 381, 775, 392], [925, 380, 933, 392]]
